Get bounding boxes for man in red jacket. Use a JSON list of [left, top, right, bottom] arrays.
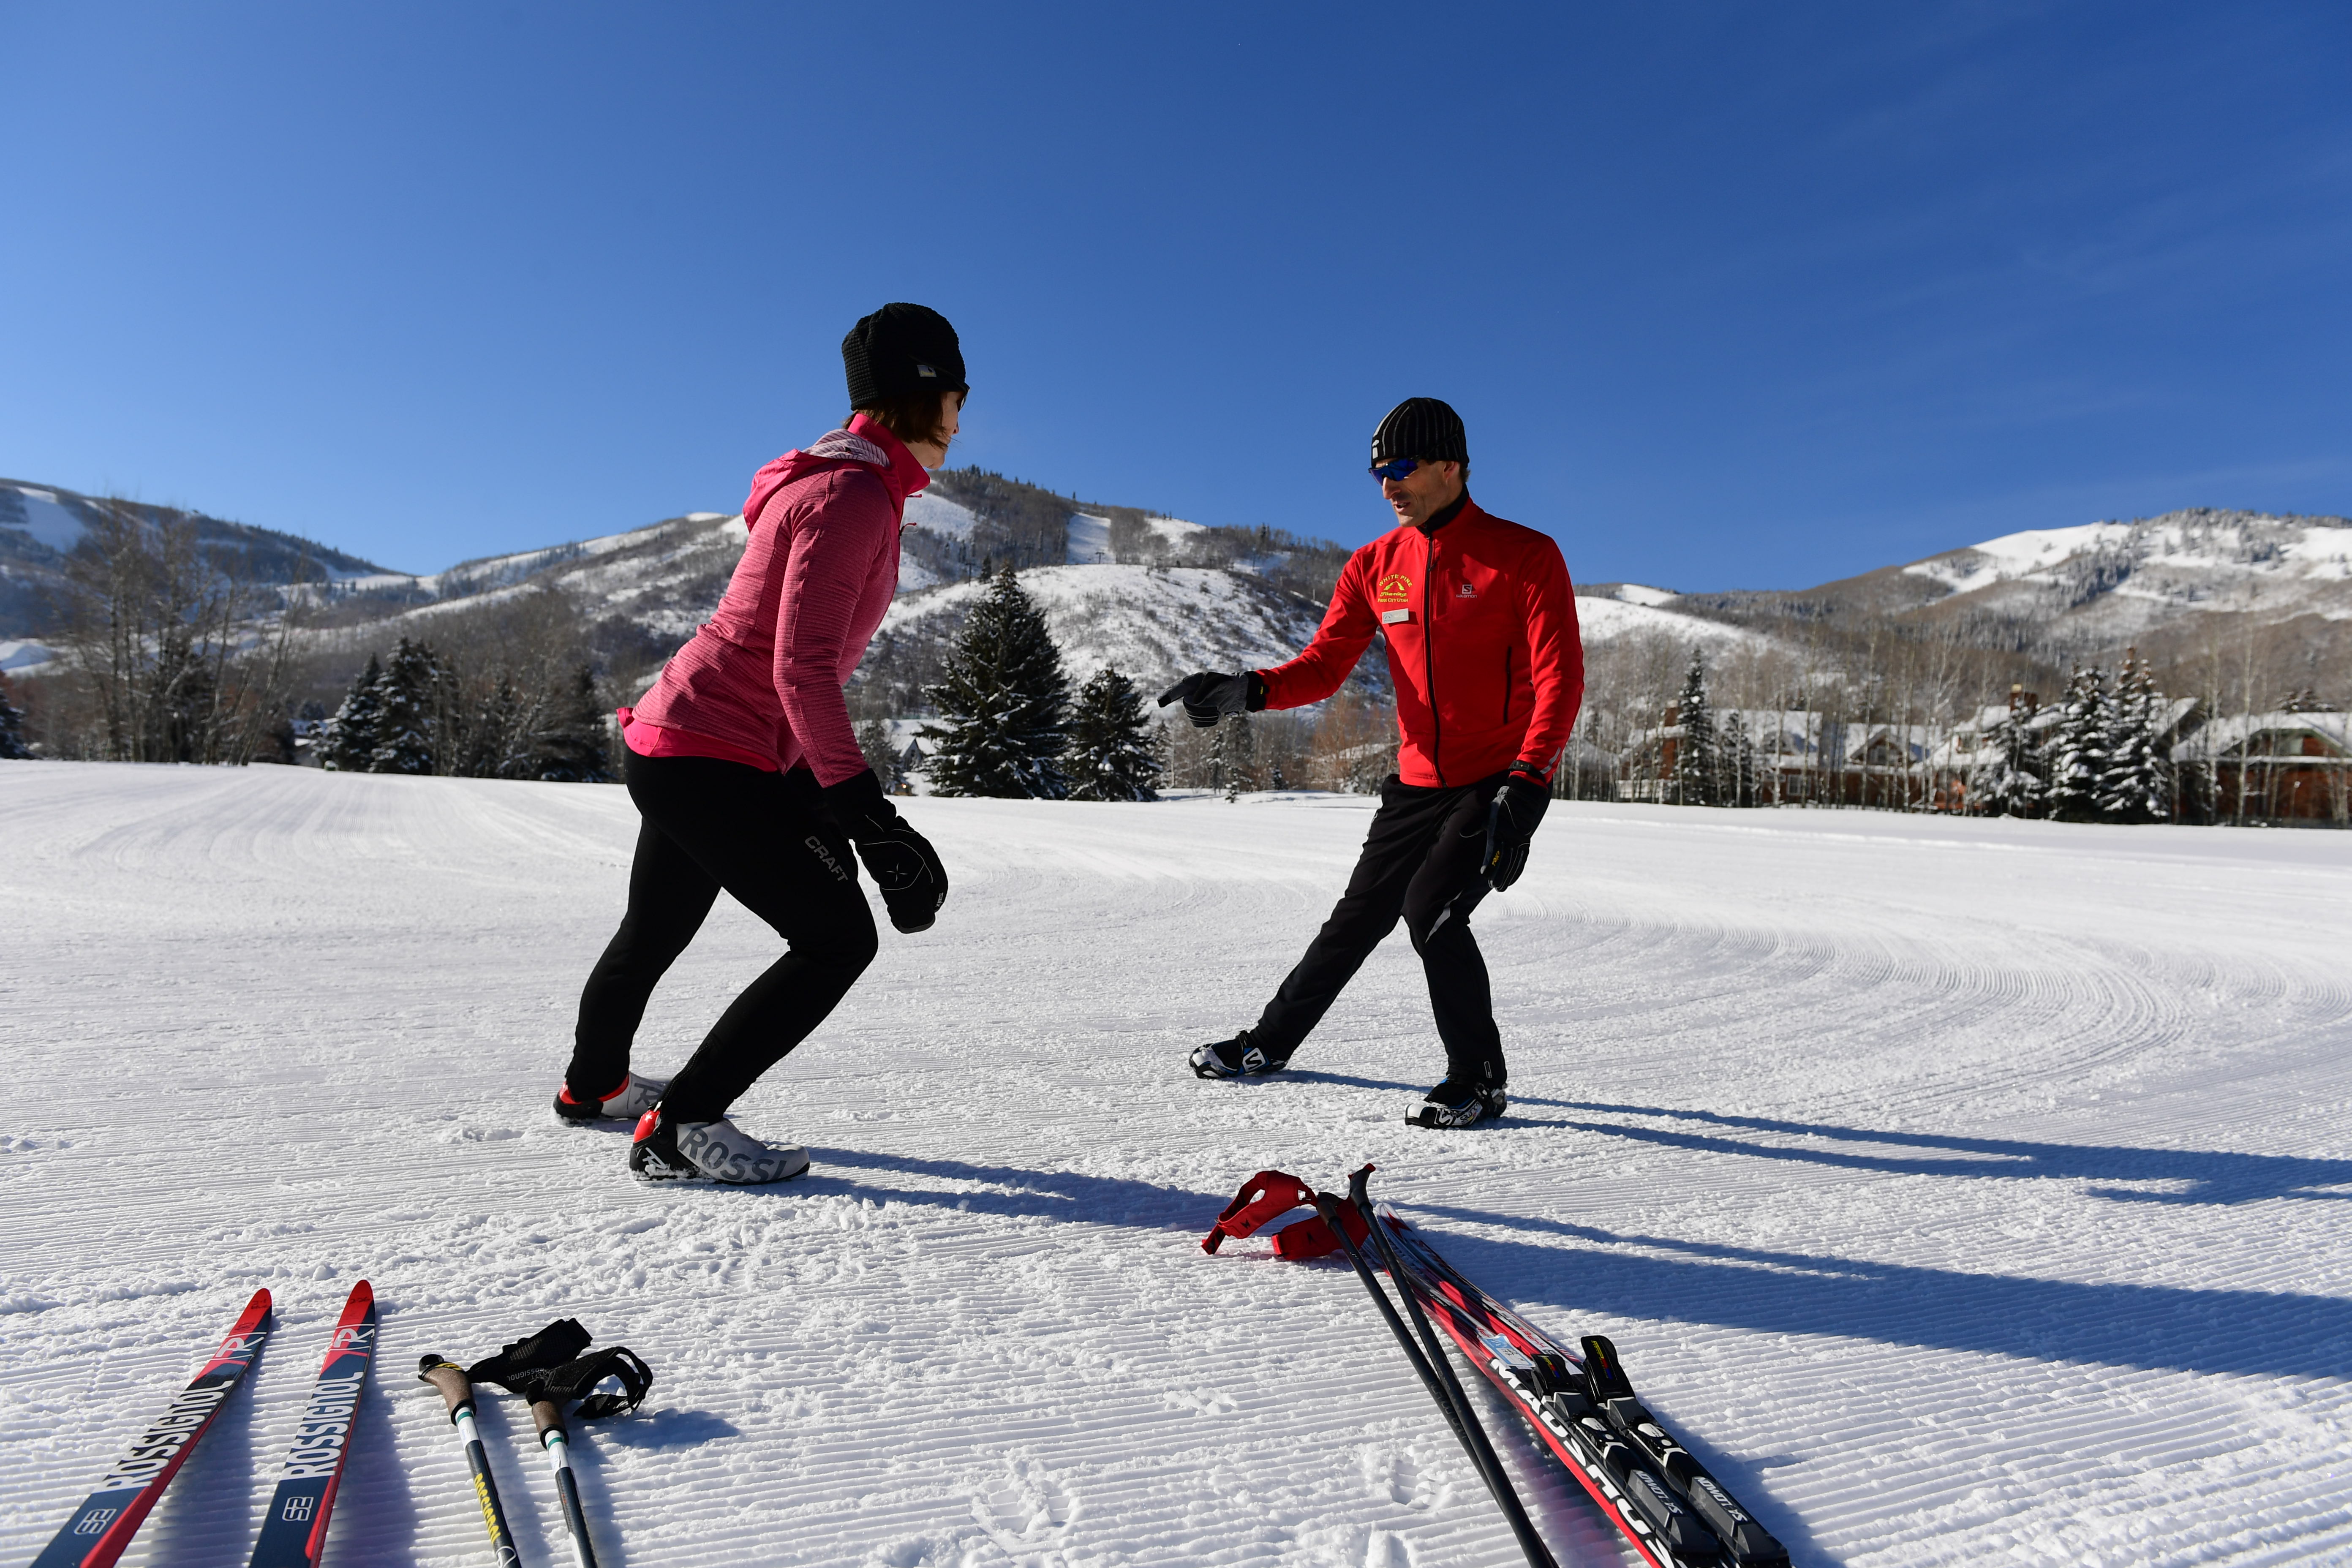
[[1160, 397, 1583, 1127]]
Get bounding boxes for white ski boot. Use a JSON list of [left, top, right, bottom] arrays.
[[553, 1072, 669, 1126], [629, 1107, 809, 1184]]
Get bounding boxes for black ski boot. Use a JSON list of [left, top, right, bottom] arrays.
[[1407, 1075, 1508, 1129], [1189, 1032, 1290, 1080]]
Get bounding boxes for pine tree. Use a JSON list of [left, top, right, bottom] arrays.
[[2097, 653, 2170, 823], [2046, 665, 2110, 822], [0, 673, 31, 759], [526, 664, 612, 782], [1969, 691, 2048, 817], [1064, 666, 1162, 802], [1673, 651, 1718, 806], [922, 568, 1070, 798], [320, 654, 386, 772], [1214, 712, 1258, 802], [454, 676, 524, 778], [369, 637, 444, 775]]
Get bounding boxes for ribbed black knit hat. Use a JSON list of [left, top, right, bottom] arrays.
[[1370, 397, 1468, 466], [842, 303, 967, 408]]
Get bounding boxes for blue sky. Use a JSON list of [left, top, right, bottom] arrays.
[[5, 3, 2347, 589]]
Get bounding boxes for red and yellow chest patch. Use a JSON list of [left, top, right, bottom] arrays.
[[1375, 572, 1415, 604]]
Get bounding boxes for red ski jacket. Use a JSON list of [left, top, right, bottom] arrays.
[[1258, 498, 1583, 788]]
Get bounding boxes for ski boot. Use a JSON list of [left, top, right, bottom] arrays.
[[553, 1072, 669, 1126], [1407, 1076, 1508, 1129], [629, 1106, 810, 1185], [1190, 1032, 1290, 1080]]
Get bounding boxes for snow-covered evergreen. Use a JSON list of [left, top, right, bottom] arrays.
[[2098, 653, 2170, 823], [922, 568, 1070, 799], [1063, 667, 1161, 802], [1673, 651, 1718, 806], [2046, 666, 2111, 822], [1214, 712, 1258, 801], [319, 653, 386, 772], [368, 638, 444, 776], [1968, 697, 2049, 817], [522, 665, 612, 783]]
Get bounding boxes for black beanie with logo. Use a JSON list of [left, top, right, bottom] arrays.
[[843, 303, 968, 408], [1370, 397, 1468, 466]]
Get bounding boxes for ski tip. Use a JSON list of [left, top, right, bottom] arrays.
[[241, 1287, 274, 1323], [343, 1279, 375, 1317]]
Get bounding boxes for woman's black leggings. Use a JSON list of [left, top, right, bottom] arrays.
[[568, 751, 878, 1123]]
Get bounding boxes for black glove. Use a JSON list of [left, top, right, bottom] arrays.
[[1481, 764, 1551, 891], [1156, 670, 1266, 728], [822, 769, 947, 934]]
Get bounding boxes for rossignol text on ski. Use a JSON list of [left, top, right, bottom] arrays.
[[30, 1288, 275, 1568], [246, 1280, 378, 1568]]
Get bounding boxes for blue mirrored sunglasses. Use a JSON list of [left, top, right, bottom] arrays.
[[1369, 457, 1422, 483]]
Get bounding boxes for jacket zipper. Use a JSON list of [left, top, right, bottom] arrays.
[[1423, 531, 1443, 787]]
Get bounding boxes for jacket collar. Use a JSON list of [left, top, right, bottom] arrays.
[[741, 414, 934, 525], [844, 413, 934, 506], [1413, 493, 1479, 538]]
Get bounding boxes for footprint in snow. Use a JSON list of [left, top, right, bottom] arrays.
[[969, 1456, 1080, 1565], [1358, 1444, 1424, 1508]]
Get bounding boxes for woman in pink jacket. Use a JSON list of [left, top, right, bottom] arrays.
[[555, 304, 961, 1184]]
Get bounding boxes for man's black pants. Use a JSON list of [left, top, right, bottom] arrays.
[[1250, 769, 1509, 1085], [568, 751, 877, 1123]]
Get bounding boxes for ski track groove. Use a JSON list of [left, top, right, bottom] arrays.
[[3, 764, 2350, 1565]]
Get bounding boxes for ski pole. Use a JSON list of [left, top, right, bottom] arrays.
[[1313, 1191, 1476, 1448], [1316, 1183, 1543, 1562], [1341, 1165, 1559, 1568], [417, 1355, 523, 1568], [529, 1395, 600, 1568]]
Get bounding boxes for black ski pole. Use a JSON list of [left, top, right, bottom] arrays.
[[1345, 1165, 1559, 1568], [417, 1356, 523, 1568], [528, 1393, 600, 1568], [1313, 1189, 1475, 1449]]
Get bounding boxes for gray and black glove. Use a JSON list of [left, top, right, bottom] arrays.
[[1481, 763, 1551, 891], [822, 769, 947, 933], [1157, 670, 1267, 729]]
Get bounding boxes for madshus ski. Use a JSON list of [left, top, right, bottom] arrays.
[[1375, 1201, 1789, 1568], [30, 1288, 275, 1568], [247, 1280, 378, 1568]]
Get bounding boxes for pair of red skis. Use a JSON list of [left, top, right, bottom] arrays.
[[1270, 1165, 1791, 1568], [30, 1281, 378, 1568]]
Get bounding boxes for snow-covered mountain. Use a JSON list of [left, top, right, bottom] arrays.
[[0, 478, 392, 666], [12, 463, 2340, 703], [1670, 509, 2352, 659], [1900, 510, 2352, 631]]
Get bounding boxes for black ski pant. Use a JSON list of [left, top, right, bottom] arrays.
[[1249, 769, 1510, 1085], [568, 751, 877, 1124]]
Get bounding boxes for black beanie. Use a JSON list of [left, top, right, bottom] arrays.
[[842, 303, 967, 408], [1370, 397, 1468, 466]]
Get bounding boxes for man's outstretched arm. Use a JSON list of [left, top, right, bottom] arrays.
[[1160, 552, 1378, 726]]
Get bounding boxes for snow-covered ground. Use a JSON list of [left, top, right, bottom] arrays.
[[4, 762, 2349, 1567]]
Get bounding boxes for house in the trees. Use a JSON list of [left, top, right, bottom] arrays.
[[2173, 710, 2350, 823]]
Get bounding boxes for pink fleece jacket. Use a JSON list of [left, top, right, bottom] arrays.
[[627, 414, 928, 785]]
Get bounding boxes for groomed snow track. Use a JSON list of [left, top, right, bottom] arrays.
[[4, 762, 2349, 1566]]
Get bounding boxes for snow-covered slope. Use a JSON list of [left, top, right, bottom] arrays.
[[1573, 593, 1771, 651], [5, 764, 2349, 1566], [876, 563, 1327, 690], [1901, 509, 2352, 630], [0, 479, 393, 641]]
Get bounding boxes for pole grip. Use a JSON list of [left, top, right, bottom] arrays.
[[416, 1356, 474, 1420], [532, 1396, 569, 1444]]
